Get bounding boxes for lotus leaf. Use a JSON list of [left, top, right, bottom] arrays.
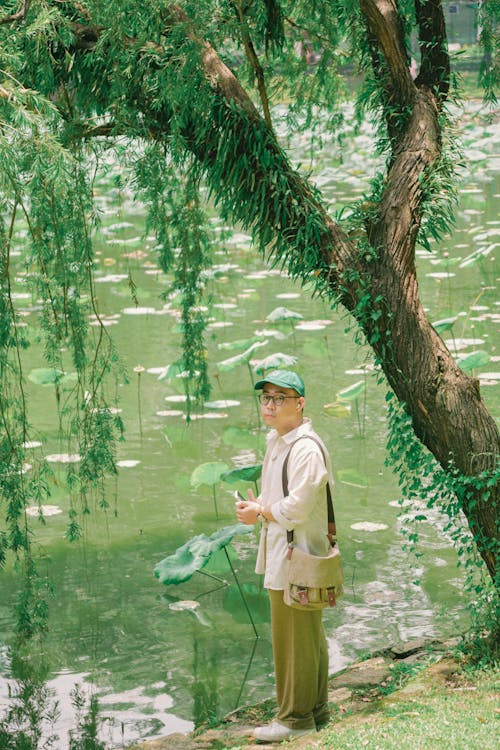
[[217, 341, 267, 372], [218, 336, 264, 351], [253, 352, 298, 374], [432, 316, 457, 334], [456, 350, 490, 372], [266, 306, 303, 322], [337, 380, 366, 402], [190, 461, 229, 488], [323, 401, 351, 418], [220, 465, 262, 484], [154, 523, 253, 585], [222, 427, 264, 451], [337, 468, 369, 488], [28, 368, 65, 385]]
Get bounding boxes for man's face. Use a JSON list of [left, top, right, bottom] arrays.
[[260, 384, 304, 435]]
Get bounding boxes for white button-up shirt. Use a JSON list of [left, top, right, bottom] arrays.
[[255, 418, 334, 590]]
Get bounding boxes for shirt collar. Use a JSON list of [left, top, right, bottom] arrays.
[[266, 417, 312, 445]]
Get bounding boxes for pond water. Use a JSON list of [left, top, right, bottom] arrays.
[[0, 100, 498, 748]]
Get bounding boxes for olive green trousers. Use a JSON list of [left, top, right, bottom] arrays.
[[268, 589, 330, 730]]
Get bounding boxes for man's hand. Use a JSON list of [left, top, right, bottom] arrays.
[[235, 491, 262, 525]]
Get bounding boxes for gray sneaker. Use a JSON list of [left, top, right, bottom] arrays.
[[253, 721, 313, 743]]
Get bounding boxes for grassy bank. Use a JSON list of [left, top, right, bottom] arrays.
[[313, 665, 499, 750]]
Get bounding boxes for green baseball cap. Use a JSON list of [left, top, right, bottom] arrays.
[[253, 370, 305, 397]]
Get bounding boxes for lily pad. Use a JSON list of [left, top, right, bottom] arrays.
[[45, 453, 81, 463], [190, 462, 229, 488], [154, 523, 253, 585], [204, 400, 240, 409], [25, 505, 63, 517], [338, 468, 369, 488], [351, 522, 389, 532], [28, 368, 64, 386], [222, 427, 264, 451]]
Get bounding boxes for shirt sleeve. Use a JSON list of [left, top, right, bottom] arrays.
[[270, 439, 328, 530]]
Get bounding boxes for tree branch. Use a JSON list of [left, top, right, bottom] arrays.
[[233, 0, 274, 132], [414, 0, 450, 102], [0, 0, 30, 25], [359, 0, 415, 107]]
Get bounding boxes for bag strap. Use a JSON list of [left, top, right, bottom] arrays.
[[282, 435, 337, 548]]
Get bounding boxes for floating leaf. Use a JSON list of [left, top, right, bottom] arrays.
[[459, 244, 495, 268], [25, 505, 63, 517], [190, 461, 229, 488], [323, 401, 351, 418], [266, 306, 303, 323], [28, 368, 64, 385], [432, 316, 457, 334], [220, 465, 262, 484], [338, 468, 369, 488], [253, 352, 298, 374], [204, 399, 240, 408], [218, 336, 264, 351], [351, 522, 388, 532], [154, 523, 253, 585], [222, 427, 263, 451], [456, 350, 490, 372], [168, 600, 200, 612], [337, 381, 366, 402], [158, 359, 187, 381]]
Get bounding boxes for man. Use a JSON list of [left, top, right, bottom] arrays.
[[236, 370, 333, 742]]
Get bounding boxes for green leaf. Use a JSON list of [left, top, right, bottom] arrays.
[[323, 400, 351, 418], [190, 461, 229, 488], [158, 359, 188, 380], [28, 368, 65, 385], [253, 352, 298, 374], [222, 427, 264, 451], [154, 523, 253, 585], [337, 468, 369, 488], [432, 316, 457, 333], [456, 350, 490, 372], [337, 380, 366, 402], [220, 465, 262, 484], [218, 336, 264, 351], [216, 341, 266, 372], [265, 306, 304, 322]]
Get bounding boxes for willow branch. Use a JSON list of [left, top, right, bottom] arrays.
[[233, 1, 273, 132], [0, 0, 29, 25]]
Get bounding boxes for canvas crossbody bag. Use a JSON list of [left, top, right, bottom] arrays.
[[282, 436, 344, 610]]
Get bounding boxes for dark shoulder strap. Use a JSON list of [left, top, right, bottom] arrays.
[[282, 436, 337, 547]]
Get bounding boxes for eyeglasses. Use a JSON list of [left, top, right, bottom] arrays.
[[258, 394, 299, 407]]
